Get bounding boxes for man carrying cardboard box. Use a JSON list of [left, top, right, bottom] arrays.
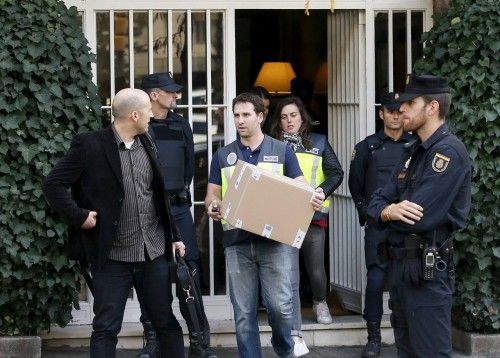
[[205, 92, 325, 358]]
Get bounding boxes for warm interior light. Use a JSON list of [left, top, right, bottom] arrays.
[[314, 62, 328, 94], [254, 62, 297, 95]]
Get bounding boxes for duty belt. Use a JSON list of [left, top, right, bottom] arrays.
[[388, 234, 454, 269]]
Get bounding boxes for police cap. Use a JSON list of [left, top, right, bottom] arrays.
[[397, 74, 450, 102], [141, 72, 183, 92], [380, 92, 400, 111]]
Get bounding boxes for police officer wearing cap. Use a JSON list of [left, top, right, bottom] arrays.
[[349, 92, 416, 357], [140, 73, 216, 358], [367, 74, 471, 357]]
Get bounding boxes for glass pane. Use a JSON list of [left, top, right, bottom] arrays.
[[194, 204, 210, 295], [115, 12, 130, 93], [77, 11, 84, 30], [96, 12, 111, 106], [193, 108, 208, 202], [153, 11, 168, 73], [134, 12, 149, 87], [212, 107, 225, 138], [173, 11, 188, 104], [374, 105, 383, 132], [211, 12, 224, 104], [101, 108, 111, 128], [411, 11, 424, 68], [213, 219, 225, 295], [393, 12, 407, 92], [374, 12, 388, 104], [78, 276, 87, 301], [192, 12, 207, 106]]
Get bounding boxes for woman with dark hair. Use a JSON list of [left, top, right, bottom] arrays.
[[271, 96, 344, 356]]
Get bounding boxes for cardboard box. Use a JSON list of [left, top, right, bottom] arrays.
[[220, 160, 315, 248]]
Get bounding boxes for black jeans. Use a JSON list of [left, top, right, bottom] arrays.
[[90, 255, 184, 358]]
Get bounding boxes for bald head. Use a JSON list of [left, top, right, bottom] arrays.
[[112, 88, 150, 121]]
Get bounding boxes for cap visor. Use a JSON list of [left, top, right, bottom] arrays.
[[397, 92, 421, 102], [160, 84, 183, 92]]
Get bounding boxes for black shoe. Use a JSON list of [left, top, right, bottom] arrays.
[[137, 320, 160, 358], [188, 332, 217, 358], [361, 322, 381, 357]]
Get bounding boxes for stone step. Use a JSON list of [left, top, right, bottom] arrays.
[[42, 313, 394, 349]]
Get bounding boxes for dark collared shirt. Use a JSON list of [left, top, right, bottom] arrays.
[[208, 136, 302, 184], [110, 124, 165, 262]]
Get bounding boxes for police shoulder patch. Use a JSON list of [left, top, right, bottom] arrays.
[[351, 149, 356, 161], [431, 153, 450, 173]]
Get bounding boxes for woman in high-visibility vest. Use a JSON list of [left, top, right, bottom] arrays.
[[270, 96, 344, 356]]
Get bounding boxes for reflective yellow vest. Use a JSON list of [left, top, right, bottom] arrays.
[[218, 136, 286, 232], [294, 133, 330, 217]]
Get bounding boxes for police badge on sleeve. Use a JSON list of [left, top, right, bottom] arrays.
[[431, 153, 450, 172], [227, 152, 237, 166]]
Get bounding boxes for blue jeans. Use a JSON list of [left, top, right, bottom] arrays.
[[226, 238, 294, 358], [90, 255, 184, 358]]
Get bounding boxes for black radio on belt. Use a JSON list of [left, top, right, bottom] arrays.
[[423, 245, 437, 280], [422, 230, 440, 281]]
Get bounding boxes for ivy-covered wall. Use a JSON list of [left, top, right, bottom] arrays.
[[0, 0, 101, 334], [415, 0, 499, 333]]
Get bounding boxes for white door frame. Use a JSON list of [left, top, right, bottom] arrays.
[[63, 0, 433, 325]]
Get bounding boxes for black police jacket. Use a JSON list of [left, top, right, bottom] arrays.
[[366, 124, 471, 244], [149, 111, 195, 194], [349, 130, 416, 226]]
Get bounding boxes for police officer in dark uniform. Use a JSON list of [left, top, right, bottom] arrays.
[[349, 92, 416, 357], [139, 73, 216, 358], [367, 74, 471, 357]]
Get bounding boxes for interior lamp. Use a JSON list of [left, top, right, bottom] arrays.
[[254, 62, 297, 95]]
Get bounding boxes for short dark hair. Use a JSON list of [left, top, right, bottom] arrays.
[[232, 92, 265, 114], [422, 93, 451, 119], [269, 96, 313, 149], [249, 86, 270, 100]]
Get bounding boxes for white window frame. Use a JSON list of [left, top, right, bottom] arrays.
[[63, 0, 433, 325]]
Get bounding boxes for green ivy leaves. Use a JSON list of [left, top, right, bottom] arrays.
[[0, 0, 101, 335], [415, 0, 499, 333]]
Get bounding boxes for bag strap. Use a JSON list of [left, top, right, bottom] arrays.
[[176, 252, 203, 333]]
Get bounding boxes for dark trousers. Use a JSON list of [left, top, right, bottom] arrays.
[[389, 262, 454, 358], [139, 203, 205, 334], [90, 255, 184, 358], [363, 226, 388, 323], [170, 203, 199, 262]]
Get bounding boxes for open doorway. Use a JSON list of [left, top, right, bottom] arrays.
[[235, 10, 344, 318], [235, 10, 328, 136]]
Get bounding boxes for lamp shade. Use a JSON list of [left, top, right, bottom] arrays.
[[254, 62, 296, 94]]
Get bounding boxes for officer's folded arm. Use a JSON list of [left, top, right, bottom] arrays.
[[381, 200, 423, 225]]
